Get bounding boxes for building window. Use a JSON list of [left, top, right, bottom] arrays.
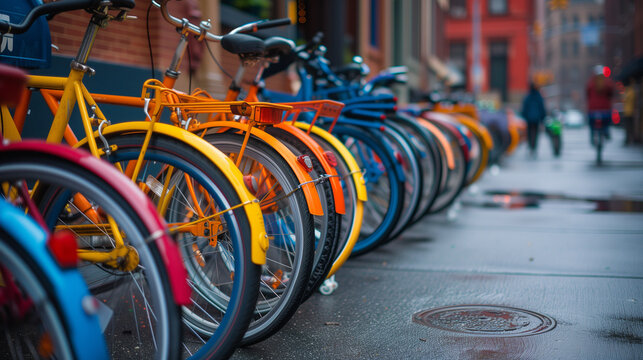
[[488, 0, 508, 15], [489, 40, 508, 101], [561, 40, 567, 56], [450, 0, 466, 18], [561, 14, 567, 31], [570, 67, 579, 82], [560, 66, 566, 83], [449, 41, 468, 87], [572, 40, 579, 55], [588, 15, 595, 25], [572, 14, 579, 30]]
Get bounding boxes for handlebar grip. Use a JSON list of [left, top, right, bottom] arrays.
[[0, 0, 101, 34], [255, 18, 292, 30]]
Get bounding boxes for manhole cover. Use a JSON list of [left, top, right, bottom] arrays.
[[413, 305, 556, 337]]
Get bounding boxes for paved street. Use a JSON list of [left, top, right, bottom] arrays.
[[233, 126, 643, 359]]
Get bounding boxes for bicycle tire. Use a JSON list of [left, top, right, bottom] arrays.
[[461, 126, 485, 185], [203, 132, 315, 346], [332, 125, 404, 256], [388, 114, 442, 224], [90, 132, 261, 359], [0, 151, 181, 360], [264, 126, 340, 301], [379, 121, 424, 240], [306, 131, 362, 276], [422, 121, 468, 214], [0, 229, 75, 360], [0, 208, 109, 360]]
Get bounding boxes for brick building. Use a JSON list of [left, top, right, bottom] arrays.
[[3, 0, 452, 123], [445, 0, 534, 107]]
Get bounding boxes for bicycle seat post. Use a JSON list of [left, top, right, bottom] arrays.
[[71, 12, 103, 74]]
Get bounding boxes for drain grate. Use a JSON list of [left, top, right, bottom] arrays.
[[413, 305, 556, 337]]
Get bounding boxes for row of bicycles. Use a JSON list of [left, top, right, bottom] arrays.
[[0, 0, 522, 359]]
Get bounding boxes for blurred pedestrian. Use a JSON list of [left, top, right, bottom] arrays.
[[586, 65, 614, 145], [521, 82, 546, 155], [623, 78, 636, 145]]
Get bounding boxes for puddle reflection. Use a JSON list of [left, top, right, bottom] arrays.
[[463, 190, 643, 213]]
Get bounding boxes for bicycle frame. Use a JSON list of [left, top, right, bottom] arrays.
[[1, 13, 270, 269], [139, 81, 324, 216]]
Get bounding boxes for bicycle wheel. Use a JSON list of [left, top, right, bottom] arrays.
[[388, 114, 442, 224], [422, 120, 468, 214], [379, 121, 423, 240], [306, 131, 362, 276], [0, 151, 181, 360], [0, 201, 108, 360], [333, 125, 404, 256], [265, 126, 340, 301], [463, 128, 483, 184], [594, 129, 603, 165], [203, 132, 315, 346], [91, 132, 260, 359], [0, 231, 74, 360]]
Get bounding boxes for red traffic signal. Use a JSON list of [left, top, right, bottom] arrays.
[[603, 66, 611, 77]]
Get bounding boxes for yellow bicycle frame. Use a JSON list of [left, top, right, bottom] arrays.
[[2, 70, 269, 265], [74, 121, 269, 264]]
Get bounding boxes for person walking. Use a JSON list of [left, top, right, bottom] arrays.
[[586, 65, 614, 145], [521, 82, 547, 156]]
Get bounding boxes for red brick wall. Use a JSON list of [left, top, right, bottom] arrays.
[[47, 0, 292, 94]]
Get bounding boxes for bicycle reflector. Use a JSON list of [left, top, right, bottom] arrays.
[[255, 106, 285, 124], [243, 175, 259, 195], [48, 230, 78, 268], [297, 155, 314, 172], [324, 151, 338, 167]]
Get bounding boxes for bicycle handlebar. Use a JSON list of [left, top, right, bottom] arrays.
[[152, 0, 291, 42], [240, 18, 291, 32], [0, 0, 103, 34]]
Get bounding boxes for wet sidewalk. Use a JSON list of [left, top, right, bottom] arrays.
[[234, 126, 643, 359]]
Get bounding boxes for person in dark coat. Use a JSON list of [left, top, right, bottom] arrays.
[[521, 82, 547, 155]]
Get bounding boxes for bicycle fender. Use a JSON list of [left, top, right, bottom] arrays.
[[74, 122, 269, 266], [275, 123, 346, 215], [452, 114, 492, 184], [417, 118, 456, 170], [0, 200, 109, 360], [293, 122, 368, 202], [191, 121, 324, 217], [453, 114, 494, 150]]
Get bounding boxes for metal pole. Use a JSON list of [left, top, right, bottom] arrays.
[[472, 0, 482, 100]]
